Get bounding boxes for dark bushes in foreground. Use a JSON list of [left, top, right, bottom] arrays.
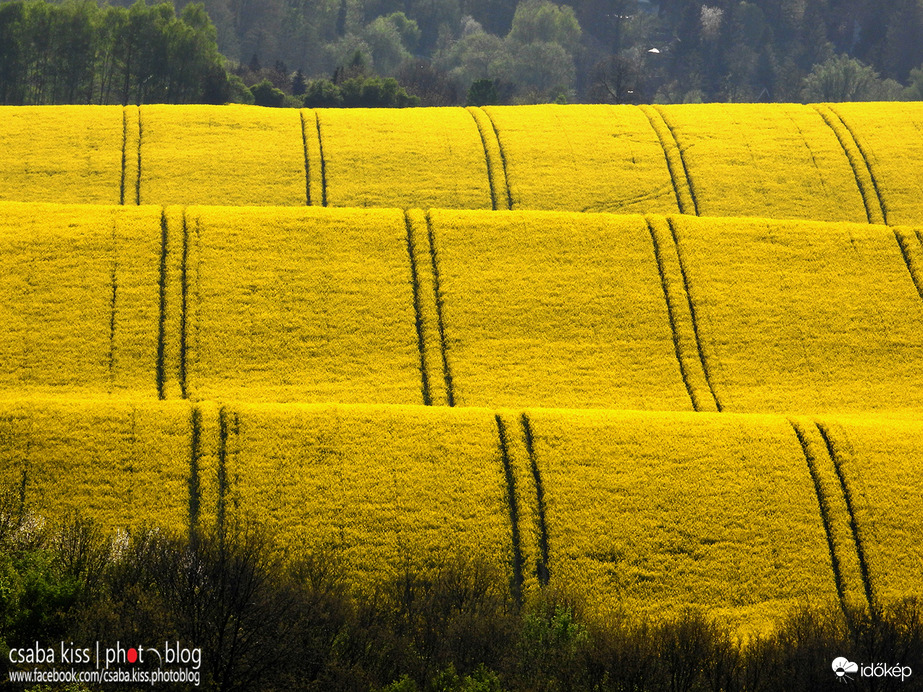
[[0, 494, 921, 691]]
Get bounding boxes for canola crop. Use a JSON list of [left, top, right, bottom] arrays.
[[816, 416, 923, 606], [481, 104, 679, 214], [0, 104, 919, 223], [316, 107, 492, 209], [827, 102, 923, 226], [206, 403, 513, 592], [506, 409, 839, 632], [0, 203, 162, 399], [0, 105, 124, 205], [180, 206, 423, 404], [427, 209, 694, 411], [655, 103, 869, 223], [2, 97, 923, 627], [0, 399, 192, 533], [138, 105, 307, 206], [668, 214, 923, 415]]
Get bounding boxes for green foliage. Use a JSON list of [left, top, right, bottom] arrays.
[[801, 54, 906, 102], [466, 78, 498, 106], [0, 0, 227, 105], [508, 0, 581, 54], [303, 78, 344, 107], [249, 78, 286, 107]]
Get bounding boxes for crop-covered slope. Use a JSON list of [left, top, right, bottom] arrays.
[[668, 215, 923, 414], [0, 106, 126, 205], [477, 104, 679, 214], [2, 202, 923, 414], [138, 105, 307, 206], [178, 206, 424, 404], [426, 210, 696, 411], [0, 203, 162, 399], [9, 400, 914, 629], [0, 399, 193, 533], [1, 104, 922, 223], [316, 107, 492, 209]]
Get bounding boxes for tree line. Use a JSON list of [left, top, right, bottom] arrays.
[[3, 0, 923, 107], [0, 0, 229, 105]]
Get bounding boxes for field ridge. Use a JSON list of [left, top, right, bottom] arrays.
[[813, 104, 885, 224], [425, 211, 457, 406], [817, 421, 878, 614], [666, 217, 722, 411], [789, 418, 868, 612]]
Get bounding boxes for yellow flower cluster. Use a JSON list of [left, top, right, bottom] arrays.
[[831, 102, 923, 226], [481, 104, 679, 214], [139, 105, 307, 206], [655, 103, 869, 222], [526, 409, 839, 633], [211, 403, 512, 592], [0, 103, 919, 222], [428, 209, 693, 410], [180, 205, 422, 404], [317, 107, 492, 209]]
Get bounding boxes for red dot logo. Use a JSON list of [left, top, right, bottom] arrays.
[[127, 648, 138, 664]]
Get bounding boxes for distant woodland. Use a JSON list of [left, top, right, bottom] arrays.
[[2, 0, 923, 106]]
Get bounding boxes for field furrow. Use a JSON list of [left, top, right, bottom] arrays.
[[466, 106, 511, 211], [639, 105, 697, 215], [813, 104, 886, 225], [644, 216, 715, 412], [815, 416, 923, 604], [788, 418, 868, 611], [403, 209, 448, 406], [830, 102, 923, 226]]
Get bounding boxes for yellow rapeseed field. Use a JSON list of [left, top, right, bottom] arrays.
[[668, 214, 923, 414], [0, 202, 162, 399], [0, 106, 124, 205], [428, 209, 694, 410], [213, 403, 513, 592], [138, 105, 307, 206], [817, 416, 923, 606], [3, 99, 923, 624], [525, 408, 838, 632], [481, 104, 679, 214], [315, 107, 491, 209], [0, 399, 192, 533], [656, 103, 868, 222], [181, 206, 423, 404], [829, 102, 923, 226]]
